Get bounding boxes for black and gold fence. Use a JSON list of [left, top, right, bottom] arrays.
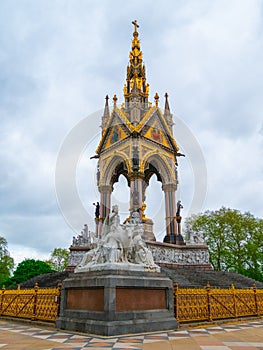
[[0, 282, 262, 323], [0, 283, 62, 322], [174, 282, 263, 323]]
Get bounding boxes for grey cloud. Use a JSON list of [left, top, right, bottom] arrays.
[[0, 0, 262, 264]]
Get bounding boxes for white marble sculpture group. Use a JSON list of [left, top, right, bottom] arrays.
[[75, 205, 159, 272]]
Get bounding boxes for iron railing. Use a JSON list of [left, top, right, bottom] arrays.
[[174, 282, 263, 323], [0, 283, 62, 322], [0, 282, 262, 324]]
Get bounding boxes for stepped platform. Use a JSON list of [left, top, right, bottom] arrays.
[[15, 268, 263, 290], [17, 271, 70, 288], [162, 267, 263, 288]]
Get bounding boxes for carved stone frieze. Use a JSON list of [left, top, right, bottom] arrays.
[[68, 242, 210, 270], [146, 244, 210, 265], [68, 250, 88, 267]]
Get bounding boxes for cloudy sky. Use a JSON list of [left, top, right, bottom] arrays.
[[1, 0, 262, 265]]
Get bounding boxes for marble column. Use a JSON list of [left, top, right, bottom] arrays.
[[129, 174, 144, 218], [162, 183, 178, 236], [98, 185, 112, 237]]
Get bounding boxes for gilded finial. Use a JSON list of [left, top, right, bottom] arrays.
[[154, 92, 159, 106], [124, 20, 149, 101], [132, 20, 139, 34], [113, 94, 117, 107]]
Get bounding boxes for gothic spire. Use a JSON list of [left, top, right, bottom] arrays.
[[101, 95, 110, 130], [164, 93, 174, 130], [164, 92, 170, 112], [104, 95, 110, 116], [124, 20, 149, 107]]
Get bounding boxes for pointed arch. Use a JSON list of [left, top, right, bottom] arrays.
[[102, 154, 131, 188], [142, 152, 175, 185]]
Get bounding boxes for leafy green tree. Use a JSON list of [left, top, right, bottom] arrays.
[[12, 259, 54, 284], [0, 237, 14, 286], [185, 207, 263, 281], [46, 248, 69, 272], [243, 217, 263, 281]]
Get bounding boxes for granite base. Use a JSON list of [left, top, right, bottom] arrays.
[[56, 269, 178, 336]]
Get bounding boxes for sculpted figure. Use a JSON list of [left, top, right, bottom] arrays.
[[130, 210, 141, 225], [176, 200, 183, 216], [75, 204, 158, 272], [77, 238, 98, 268], [131, 228, 155, 266], [72, 236, 77, 246], [102, 205, 120, 236], [102, 205, 132, 263], [93, 202, 100, 219], [184, 222, 205, 245]]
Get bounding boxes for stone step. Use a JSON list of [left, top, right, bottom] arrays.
[[15, 268, 263, 290], [16, 271, 70, 289], [161, 267, 263, 288]]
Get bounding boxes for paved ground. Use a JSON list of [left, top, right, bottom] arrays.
[[0, 318, 262, 349]]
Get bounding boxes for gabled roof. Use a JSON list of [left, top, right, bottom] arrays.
[[96, 105, 179, 155], [96, 107, 132, 154], [136, 107, 179, 153], [96, 21, 180, 156]]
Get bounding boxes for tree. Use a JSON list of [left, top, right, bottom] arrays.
[[243, 218, 263, 281], [12, 259, 54, 285], [185, 207, 263, 281], [46, 248, 69, 272], [0, 237, 14, 286]]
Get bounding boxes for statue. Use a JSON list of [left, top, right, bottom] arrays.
[[130, 209, 141, 225], [75, 204, 159, 272], [141, 203, 150, 221], [71, 225, 93, 247], [176, 200, 183, 217], [184, 222, 205, 245], [132, 146, 139, 170], [83, 224, 89, 240], [101, 205, 128, 263], [102, 204, 120, 235], [130, 228, 155, 266], [96, 166, 100, 186], [93, 202, 100, 219]]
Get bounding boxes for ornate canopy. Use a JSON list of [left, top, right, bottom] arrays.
[[94, 21, 185, 243]]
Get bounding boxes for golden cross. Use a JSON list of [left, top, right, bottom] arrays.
[[132, 20, 139, 32]]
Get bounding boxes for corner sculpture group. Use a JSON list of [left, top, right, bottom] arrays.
[[75, 204, 157, 272]]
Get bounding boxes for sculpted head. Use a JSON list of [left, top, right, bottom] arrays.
[[112, 204, 119, 213]]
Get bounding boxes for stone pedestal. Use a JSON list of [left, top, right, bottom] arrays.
[[56, 269, 178, 336], [142, 220, 156, 241], [163, 233, 185, 245]]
